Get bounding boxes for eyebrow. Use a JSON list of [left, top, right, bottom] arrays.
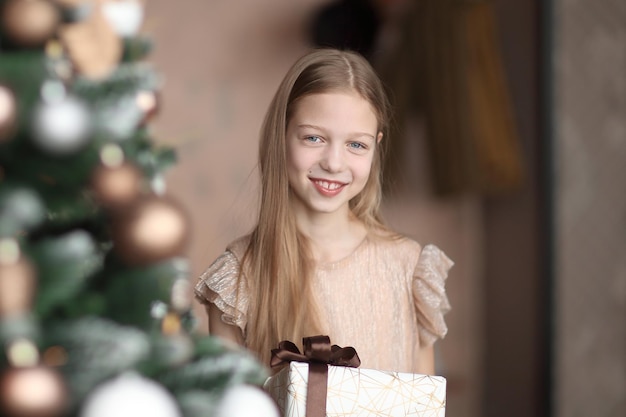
[[297, 124, 376, 140]]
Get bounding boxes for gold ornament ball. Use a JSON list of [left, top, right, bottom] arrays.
[[1, 0, 61, 48], [91, 162, 143, 209], [112, 196, 190, 266], [0, 366, 67, 417], [0, 85, 17, 142], [0, 255, 36, 317]]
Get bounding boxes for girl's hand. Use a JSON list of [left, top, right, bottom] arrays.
[[416, 344, 435, 375]]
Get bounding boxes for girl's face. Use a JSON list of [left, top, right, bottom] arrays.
[[285, 91, 381, 219]]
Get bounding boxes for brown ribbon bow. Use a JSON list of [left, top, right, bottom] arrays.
[[270, 335, 361, 417]]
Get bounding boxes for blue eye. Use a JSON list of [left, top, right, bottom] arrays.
[[348, 142, 366, 150], [305, 135, 322, 143]]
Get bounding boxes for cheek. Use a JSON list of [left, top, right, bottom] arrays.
[[354, 155, 375, 182], [285, 139, 298, 165], [287, 145, 316, 173], [286, 145, 301, 173], [286, 145, 311, 183]]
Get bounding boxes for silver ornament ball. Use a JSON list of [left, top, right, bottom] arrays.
[[80, 373, 181, 417], [33, 95, 91, 155], [214, 384, 279, 417], [101, 0, 144, 37]]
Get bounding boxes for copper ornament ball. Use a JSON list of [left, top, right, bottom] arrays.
[[0, 85, 17, 142], [1, 0, 61, 48], [0, 256, 36, 317], [91, 162, 143, 209], [0, 366, 67, 417], [112, 196, 190, 266]]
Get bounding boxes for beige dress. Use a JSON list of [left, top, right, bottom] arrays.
[[194, 234, 453, 373]]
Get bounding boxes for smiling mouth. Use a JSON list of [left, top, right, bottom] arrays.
[[310, 178, 348, 196]]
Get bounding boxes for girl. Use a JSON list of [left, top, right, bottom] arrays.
[[194, 48, 452, 375]]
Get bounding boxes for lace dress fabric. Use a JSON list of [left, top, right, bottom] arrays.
[[194, 234, 453, 373]]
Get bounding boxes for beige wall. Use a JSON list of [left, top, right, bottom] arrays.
[[553, 1, 626, 416], [146, 2, 483, 416]]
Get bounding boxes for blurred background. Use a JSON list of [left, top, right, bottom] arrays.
[[144, 1, 625, 417]]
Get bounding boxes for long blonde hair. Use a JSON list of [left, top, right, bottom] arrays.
[[242, 48, 392, 365]]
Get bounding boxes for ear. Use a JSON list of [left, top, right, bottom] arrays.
[[376, 132, 383, 144]]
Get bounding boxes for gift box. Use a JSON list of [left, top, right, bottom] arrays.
[[264, 353, 447, 417]]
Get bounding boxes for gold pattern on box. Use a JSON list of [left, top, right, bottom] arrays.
[[264, 362, 446, 417]]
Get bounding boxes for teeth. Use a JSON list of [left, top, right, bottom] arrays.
[[315, 180, 342, 190]]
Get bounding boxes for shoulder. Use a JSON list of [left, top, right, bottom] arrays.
[[366, 230, 422, 260], [416, 243, 454, 274], [411, 242, 453, 346], [366, 231, 453, 272], [196, 234, 252, 294], [194, 235, 253, 332]]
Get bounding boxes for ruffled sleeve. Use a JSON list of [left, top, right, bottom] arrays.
[[412, 244, 453, 347], [194, 250, 249, 333]]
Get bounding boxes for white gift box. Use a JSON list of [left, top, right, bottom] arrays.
[[264, 362, 447, 417]]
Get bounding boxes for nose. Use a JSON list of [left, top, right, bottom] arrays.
[[320, 143, 345, 173]]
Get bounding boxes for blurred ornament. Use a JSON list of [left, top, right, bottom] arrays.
[[135, 90, 159, 125], [0, 366, 68, 417], [90, 144, 144, 209], [0, 85, 17, 142], [160, 312, 181, 335], [59, 1, 122, 80], [0, 239, 36, 318], [6, 338, 39, 368], [214, 385, 279, 417], [0, 187, 46, 235], [150, 300, 169, 320], [45, 41, 74, 81], [150, 173, 167, 195], [101, 0, 144, 37], [44, 39, 64, 58], [32, 81, 92, 155], [80, 373, 181, 417], [170, 278, 192, 313], [1, 0, 61, 48], [112, 195, 189, 266], [42, 346, 68, 368]]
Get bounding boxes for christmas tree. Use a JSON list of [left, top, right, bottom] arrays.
[[0, 1, 275, 416]]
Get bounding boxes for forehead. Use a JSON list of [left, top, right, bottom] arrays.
[[289, 92, 379, 132]]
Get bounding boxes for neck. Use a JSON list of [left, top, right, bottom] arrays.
[[293, 207, 367, 264]]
